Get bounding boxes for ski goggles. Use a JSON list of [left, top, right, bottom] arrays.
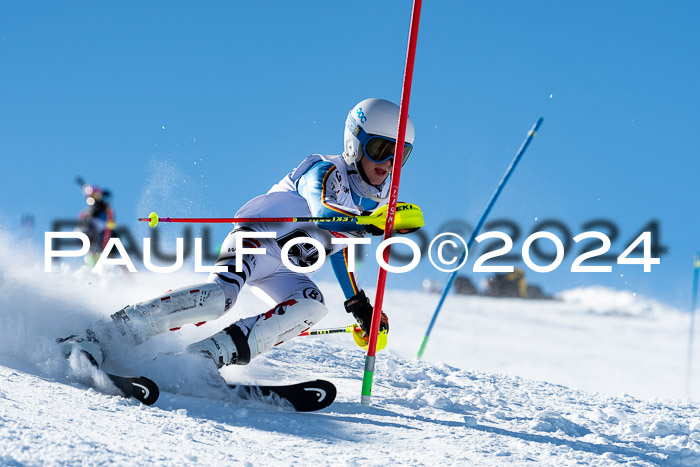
[[347, 117, 413, 165]]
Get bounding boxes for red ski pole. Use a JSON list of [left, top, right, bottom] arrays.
[[137, 205, 423, 231], [298, 325, 362, 337]]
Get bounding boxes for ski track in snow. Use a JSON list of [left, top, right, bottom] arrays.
[[2, 347, 700, 465], [1, 233, 700, 465]]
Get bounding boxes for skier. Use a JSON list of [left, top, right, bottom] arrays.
[[59, 98, 421, 373], [75, 180, 115, 267]]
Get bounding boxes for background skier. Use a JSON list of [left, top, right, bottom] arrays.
[[75, 178, 115, 267]]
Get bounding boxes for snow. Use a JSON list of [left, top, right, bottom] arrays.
[[2, 233, 700, 465]]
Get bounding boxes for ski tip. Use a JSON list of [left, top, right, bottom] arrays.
[[302, 379, 336, 412], [227, 379, 337, 412], [133, 376, 160, 405], [106, 373, 160, 406]]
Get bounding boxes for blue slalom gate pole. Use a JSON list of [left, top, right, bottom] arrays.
[[686, 252, 700, 397], [417, 117, 543, 359]]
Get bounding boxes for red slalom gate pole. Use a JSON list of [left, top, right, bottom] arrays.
[[361, 0, 423, 407]]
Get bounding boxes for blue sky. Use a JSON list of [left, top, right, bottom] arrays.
[[1, 1, 699, 309]]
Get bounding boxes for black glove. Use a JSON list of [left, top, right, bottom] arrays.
[[344, 290, 389, 334], [366, 225, 419, 236], [365, 224, 384, 236], [359, 211, 384, 236]]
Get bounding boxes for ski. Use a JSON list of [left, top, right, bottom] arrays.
[[104, 373, 160, 405], [227, 379, 336, 412], [57, 337, 160, 405]]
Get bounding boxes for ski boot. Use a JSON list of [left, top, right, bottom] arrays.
[[56, 328, 106, 367], [186, 298, 328, 367]]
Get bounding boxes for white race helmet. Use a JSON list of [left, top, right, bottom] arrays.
[[343, 98, 415, 167]]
